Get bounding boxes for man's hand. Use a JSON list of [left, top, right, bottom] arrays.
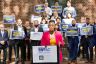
[[0, 41, 5, 45]]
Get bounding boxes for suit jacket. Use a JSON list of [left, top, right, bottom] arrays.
[[0, 30, 8, 48], [41, 31, 65, 62]]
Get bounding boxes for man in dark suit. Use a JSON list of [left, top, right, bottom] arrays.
[[14, 19, 27, 64], [0, 23, 9, 64], [24, 20, 31, 61]]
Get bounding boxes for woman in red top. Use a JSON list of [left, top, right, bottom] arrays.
[[41, 20, 65, 64]]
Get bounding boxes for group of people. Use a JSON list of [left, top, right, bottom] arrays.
[[0, 0, 96, 64]]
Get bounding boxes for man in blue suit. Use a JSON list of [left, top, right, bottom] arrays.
[[0, 23, 9, 64]]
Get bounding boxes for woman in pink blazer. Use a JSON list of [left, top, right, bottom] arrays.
[[41, 20, 65, 64]]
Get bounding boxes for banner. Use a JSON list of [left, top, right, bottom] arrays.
[[10, 30, 24, 39], [30, 32, 43, 40], [51, 6, 62, 13], [65, 27, 78, 36], [80, 26, 93, 35], [61, 24, 69, 32], [40, 24, 49, 32], [32, 46, 57, 63], [3, 15, 16, 24], [34, 4, 45, 13]]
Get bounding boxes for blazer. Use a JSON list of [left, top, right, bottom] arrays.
[[0, 30, 9, 48], [41, 31, 64, 62]]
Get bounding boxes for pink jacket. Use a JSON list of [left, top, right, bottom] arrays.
[[41, 31, 65, 63]]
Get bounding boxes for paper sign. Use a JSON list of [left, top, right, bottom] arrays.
[[30, 32, 43, 40], [80, 26, 93, 35], [61, 24, 69, 32], [34, 4, 45, 13], [32, 46, 57, 63], [10, 30, 24, 39], [51, 6, 62, 13], [3, 15, 16, 24], [65, 27, 78, 36]]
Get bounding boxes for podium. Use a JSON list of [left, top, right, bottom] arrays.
[[32, 46, 59, 64]]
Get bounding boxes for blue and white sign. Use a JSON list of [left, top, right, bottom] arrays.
[[65, 27, 78, 36], [51, 6, 62, 13], [61, 24, 69, 32], [10, 30, 24, 39], [34, 4, 45, 13], [30, 32, 43, 40], [80, 26, 93, 35], [3, 15, 16, 24], [32, 46, 57, 63]]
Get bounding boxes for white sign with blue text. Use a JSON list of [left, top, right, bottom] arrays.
[[32, 46, 57, 63]]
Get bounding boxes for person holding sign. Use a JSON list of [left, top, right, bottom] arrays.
[[80, 18, 94, 63], [93, 19, 96, 58], [24, 20, 31, 61], [44, 2, 52, 18], [14, 19, 27, 64], [0, 23, 9, 64], [30, 20, 43, 45], [62, 0, 77, 18], [66, 20, 79, 64], [62, 13, 74, 25], [41, 20, 64, 64], [30, 20, 43, 63], [51, 11, 61, 22]]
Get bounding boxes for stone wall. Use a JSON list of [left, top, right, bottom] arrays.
[[0, 0, 96, 22], [0, 0, 45, 21], [74, 0, 96, 21]]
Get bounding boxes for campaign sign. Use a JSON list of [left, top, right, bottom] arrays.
[[40, 24, 49, 32], [34, 4, 45, 13], [65, 27, 78, 36], [61, 24, 69, 32], [32, 46, 58, 64], [80, 26, 93, 35], [3, 15, 16, 24], [10, 30, 24, 39], [31, 15, 42, 24], [51, 6, 62, 13], [30, 32, 43, 40]]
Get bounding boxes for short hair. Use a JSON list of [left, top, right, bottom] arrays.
[[49, 20, 55, 24], [56, 17, 61, 21], [86, 18, 90, 20]]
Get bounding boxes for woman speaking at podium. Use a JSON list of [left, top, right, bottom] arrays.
[[41, 20, 65, 64]]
